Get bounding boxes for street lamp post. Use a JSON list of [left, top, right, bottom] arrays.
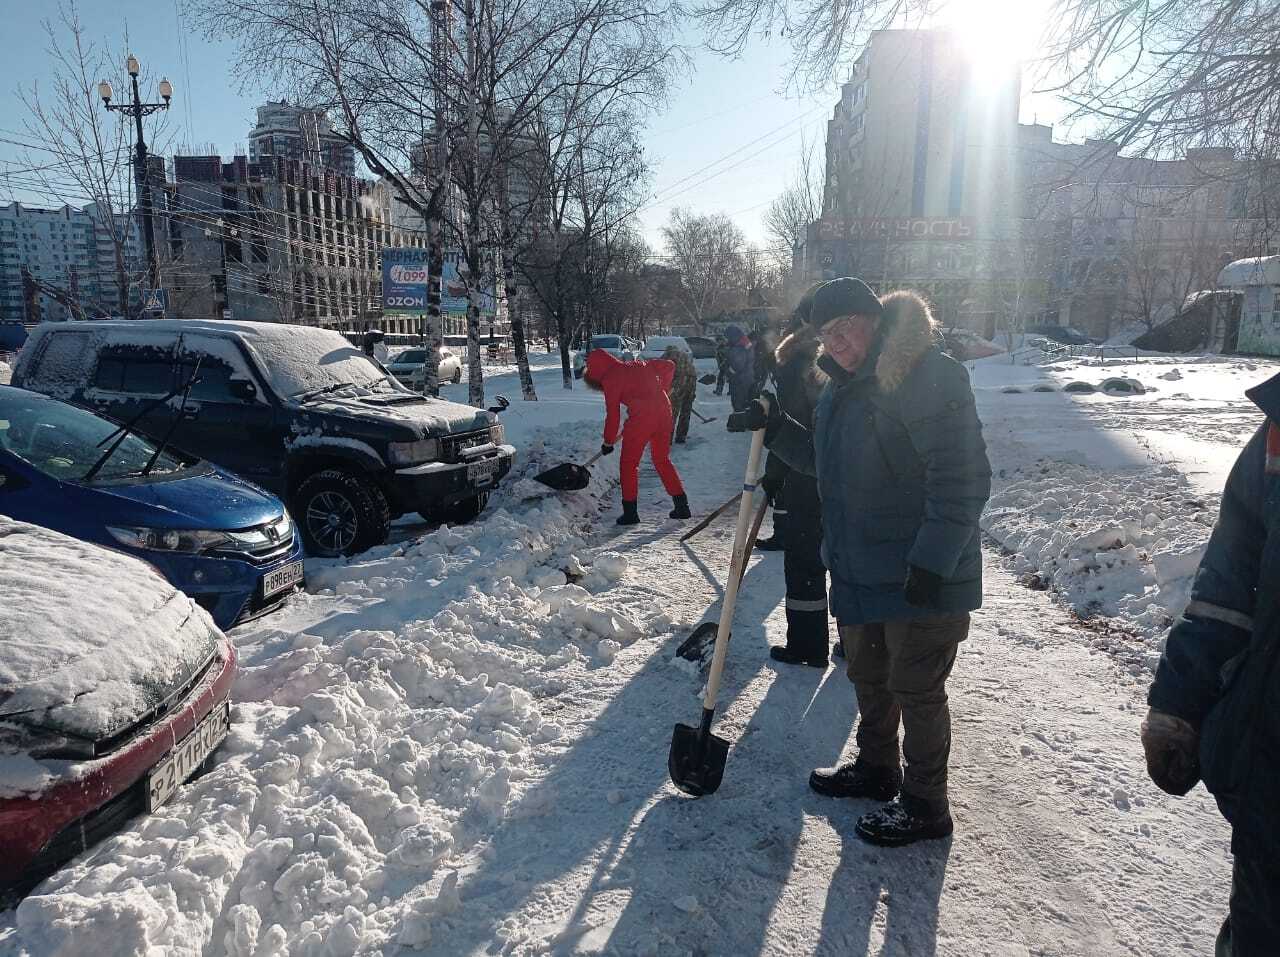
[[99, 56, 172, 314]]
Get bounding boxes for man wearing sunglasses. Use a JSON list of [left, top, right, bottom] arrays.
[[730, 276, 991, 846]]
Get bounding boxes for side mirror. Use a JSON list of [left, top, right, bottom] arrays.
[[230, 379, 258, 401]]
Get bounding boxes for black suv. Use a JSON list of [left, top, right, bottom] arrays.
[[13, 320, 515, 556]]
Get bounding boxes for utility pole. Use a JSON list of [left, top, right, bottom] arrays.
[[100, 55, 172, 315]]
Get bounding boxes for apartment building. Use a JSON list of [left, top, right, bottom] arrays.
[[160, 154, 425, 333]]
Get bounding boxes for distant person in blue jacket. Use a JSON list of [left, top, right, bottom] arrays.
[[1143, 371, 1280, 955], [723, 324, 755, 412], [731, 277, 991, 847]]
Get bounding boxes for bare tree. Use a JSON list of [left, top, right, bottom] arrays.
[[762, 135, 820, 277], [660, 207, 749, 330]]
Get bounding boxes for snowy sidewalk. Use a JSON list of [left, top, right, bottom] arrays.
[[1, 358, 1244, 956]]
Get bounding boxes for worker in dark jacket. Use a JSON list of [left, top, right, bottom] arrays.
[[763, 314, 831, 666], [732, 277, 991, 846], [1143, 372, 1280, 955]]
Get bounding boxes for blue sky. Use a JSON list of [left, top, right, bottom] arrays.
[[0, 2, 1065, 251]]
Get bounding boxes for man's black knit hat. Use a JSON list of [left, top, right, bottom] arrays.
[[808, 277, 883, 328]]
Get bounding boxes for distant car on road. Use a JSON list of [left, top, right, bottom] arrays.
[[385, 345, 463, 387], [13, 320, 515, 557], [639, 335, 691, 360], [0, 385, 304, 630], [572, 334, 636, 379], [1025, 324, 1097, 346], [682, 335, 718, 360], [0, 517, 237, 904], [941, 328, 1004, 361]]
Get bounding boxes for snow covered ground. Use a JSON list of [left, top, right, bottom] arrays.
[[3, 347, 1269, 955]]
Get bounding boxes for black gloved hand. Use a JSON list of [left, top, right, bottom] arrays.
[[1141, 710, 1201, 796], [760, 471, 783, 504], [600, 443, 614, 456], [726, 393, 774, 433], [903, 564, 944, 608]]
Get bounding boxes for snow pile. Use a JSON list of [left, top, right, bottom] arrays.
[[6, 437, 672, 954], [0, 359, 11, 385], [982, 461, 1217, 663]]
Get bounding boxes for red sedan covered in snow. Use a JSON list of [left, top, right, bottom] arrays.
[[0, 518, 237, 903]]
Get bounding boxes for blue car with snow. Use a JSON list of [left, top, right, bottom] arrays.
[[13, 320, 516, 557], [0, 385, 304, 630]]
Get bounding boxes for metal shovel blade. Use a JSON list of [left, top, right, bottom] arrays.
[[676, 621, 723, 661], [533, 462, 591, 490], [669, 713, 731, 797]]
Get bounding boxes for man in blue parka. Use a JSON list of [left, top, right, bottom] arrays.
[[1143, 371, 1280, 954], [730, 277, 991, 846]]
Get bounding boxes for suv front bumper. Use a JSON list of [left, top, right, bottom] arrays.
[[388, 443, 516, 511]]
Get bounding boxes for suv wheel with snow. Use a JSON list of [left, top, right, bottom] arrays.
[[295, 469, 391, 557], [419, 492, 489, 526]]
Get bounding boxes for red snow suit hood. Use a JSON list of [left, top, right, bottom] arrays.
[[586, 349, 674, 445]]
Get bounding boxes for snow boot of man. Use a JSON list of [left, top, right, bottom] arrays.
[[669, 494, 691, 520], [769, 646, 826, 668], [809, 760, 902, 801], [855, 793, 954, 847], [617, 500, 640, 526], [755, 533, 785, 551]]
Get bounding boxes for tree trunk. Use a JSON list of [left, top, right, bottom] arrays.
[[557, 311, 573, 389], [497, 175, 536, 401], [114, 241, 129, 319], [466, 289, 484, 406], [422, 218, 445, 396]]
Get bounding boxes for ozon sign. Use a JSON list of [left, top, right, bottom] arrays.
[[381, 247, 429, 315], [818, 218, 976, 241]]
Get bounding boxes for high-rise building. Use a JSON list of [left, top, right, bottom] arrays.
[[0, 202, 142, 323], [159, 153, 425, 333], [247, 101, 357, 178], [799, 29, 1021, 327]]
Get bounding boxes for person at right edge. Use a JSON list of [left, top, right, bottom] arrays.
[[1142, 369, 1280, 956], [730, 277, 991, 846]]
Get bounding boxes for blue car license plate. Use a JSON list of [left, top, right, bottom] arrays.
[[262, 561, 304, 598]]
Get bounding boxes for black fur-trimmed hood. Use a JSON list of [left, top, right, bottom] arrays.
[[774, 327, 828, 411]]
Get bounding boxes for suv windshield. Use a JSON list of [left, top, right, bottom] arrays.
[[394, 350, 427, 364], [245, 330, 405, 400], [0, 391, 186, 482]]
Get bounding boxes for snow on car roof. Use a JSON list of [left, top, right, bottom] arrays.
[[0, 517, 221, 747]]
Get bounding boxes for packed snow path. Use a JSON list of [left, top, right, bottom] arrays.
[[2, 351, 1257, 955]]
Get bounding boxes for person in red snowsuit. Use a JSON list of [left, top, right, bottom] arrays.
[[584, 349, 690, 526]]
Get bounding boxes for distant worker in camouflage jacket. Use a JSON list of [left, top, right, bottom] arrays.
[[663, 344, 697, 445]]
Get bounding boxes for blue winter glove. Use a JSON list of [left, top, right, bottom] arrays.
[[904, 564, 944, 608], [600, 443, 614, 456]]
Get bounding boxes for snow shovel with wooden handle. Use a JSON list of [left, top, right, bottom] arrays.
[[691, 407, 718, 425], [534, 449, 606, 491], [674, 497, 767, 661], [668, 414, 768, 797]]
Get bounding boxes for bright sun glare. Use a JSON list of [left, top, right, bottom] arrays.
[[942, 0, 1050, 79]]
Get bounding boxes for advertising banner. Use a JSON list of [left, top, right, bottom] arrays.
[[381, 247, 498, 319], [381, 247, 429, 314]]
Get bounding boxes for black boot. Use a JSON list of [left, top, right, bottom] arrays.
[[809, 761, 902, 801], [669, 494, 690, 519], [855, 793, 954, 847], [769, 646, 827, 668], [755, 535, 785, 551], [616, 500, 639, 526]]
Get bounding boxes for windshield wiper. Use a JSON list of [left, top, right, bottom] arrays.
[[297, 381, 352, 403], [83, 363, 202, 483], [141, 357, 203, 476]]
